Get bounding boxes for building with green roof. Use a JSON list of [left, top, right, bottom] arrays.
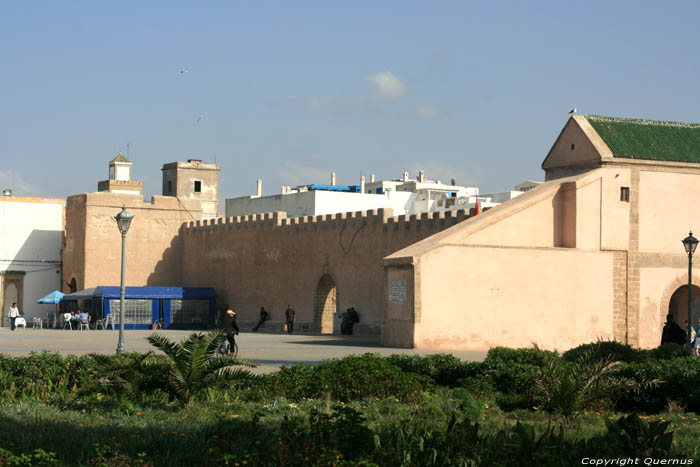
[[543, 114, 700, 180]]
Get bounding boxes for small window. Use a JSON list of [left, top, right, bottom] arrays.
[[570, 143, 575, 150], [194, 181, 202, 193], [620, 187, 630, 202], [168, 180, 172, 193]]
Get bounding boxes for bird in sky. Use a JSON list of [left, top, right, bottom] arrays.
[[196, 114, 207, 122], [180, 67, 190, 74], [569, 108, 577, 114]]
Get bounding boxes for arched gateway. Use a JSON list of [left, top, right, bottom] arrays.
[[668, 284, 700, 330], [314, 274, 337, 333]]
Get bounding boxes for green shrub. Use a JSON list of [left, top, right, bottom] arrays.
[[616, 357, 700, 413], [562, 340, 639, 363], [266, 354, 431, 402], [0, 448, 58, 466], [0, 352, 97, 402], [385, 354, 483, 387], [644, 343, 694, 360]]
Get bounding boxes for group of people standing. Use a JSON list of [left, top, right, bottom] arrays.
[[661, 314, 700, 356]]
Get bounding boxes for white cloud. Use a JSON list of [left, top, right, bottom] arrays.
[[416, 104, 439, 119], [0, 170, 39, 196], [364, 71, 407, 100]]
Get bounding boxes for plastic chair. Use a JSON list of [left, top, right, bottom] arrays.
[[98, 314, 115, 330], [62, 313, 72, 330], [15, 317, 26, 328], [79, 320, 89, 330]]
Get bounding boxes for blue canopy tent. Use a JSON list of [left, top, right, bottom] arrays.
[[61, 286, 217, 330]]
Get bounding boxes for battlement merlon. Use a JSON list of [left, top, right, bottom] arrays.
[[181, 207, 470, 234]]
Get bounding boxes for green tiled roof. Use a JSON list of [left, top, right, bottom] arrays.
[[586, 115, 700, 163], [110, 152, 131, 163]]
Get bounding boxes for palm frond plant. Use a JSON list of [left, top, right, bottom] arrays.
[[146, 330, 254, 407], [534, 346, 656, 419]]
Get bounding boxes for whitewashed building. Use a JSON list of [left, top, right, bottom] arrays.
[[0, 193, 64, 326], [226, 171, 535, 219]]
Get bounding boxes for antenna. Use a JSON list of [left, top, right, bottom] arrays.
[[126, 143, 131, 160]]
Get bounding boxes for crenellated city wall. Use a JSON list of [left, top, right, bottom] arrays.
[[176, 208, 471, 332]]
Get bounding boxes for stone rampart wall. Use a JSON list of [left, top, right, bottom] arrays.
[[178, 208, 470, 331]]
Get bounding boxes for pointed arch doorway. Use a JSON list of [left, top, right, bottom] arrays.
[[314, 274, 337, 333]]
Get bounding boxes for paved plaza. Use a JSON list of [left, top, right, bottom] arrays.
[[0, 328, 487, 374]]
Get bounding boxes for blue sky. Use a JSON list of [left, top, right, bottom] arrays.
[[2, 1, 699, 202]]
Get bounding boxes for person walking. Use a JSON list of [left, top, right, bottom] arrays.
[[253, 306, 269, 331], [8, 303, 20, 331], [285, 305, 296, 334], [220, 309, 239, 356]]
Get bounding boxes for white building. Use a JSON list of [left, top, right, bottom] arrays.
[[0, 194, 64, 326], [226, 171, 538, 219]]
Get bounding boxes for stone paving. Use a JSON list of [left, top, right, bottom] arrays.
[[0, 328, 488, 374]]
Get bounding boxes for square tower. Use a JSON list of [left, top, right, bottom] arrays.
[[162, 159, 220, 218], [97, 152, 142, 195]]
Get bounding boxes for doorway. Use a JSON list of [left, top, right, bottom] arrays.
[[314, 274, 337, 333], [668, 284, 700, 329]]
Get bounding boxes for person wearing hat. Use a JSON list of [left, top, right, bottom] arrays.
[[285, 305, 296, 334], [221, 309, 239, 355]]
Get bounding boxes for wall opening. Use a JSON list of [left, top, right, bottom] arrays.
[[2, 281, 19, 328], [668, 284, 700, 331], [314, 274, 337, 333]]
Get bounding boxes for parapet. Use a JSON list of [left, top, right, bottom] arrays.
[[181, 208, 471, 235]]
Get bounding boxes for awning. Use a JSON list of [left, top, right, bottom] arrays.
[[62, 286, 216, 301], [62, 288, 101, 300]]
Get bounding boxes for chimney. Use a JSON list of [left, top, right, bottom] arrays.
[[403, 171, 409, 182], [360, 175, 366, 194], [331, 172, 336, 186], [419, 170, 425, 183], [370, 174, 375, 183], [256, 178, 262, 197]]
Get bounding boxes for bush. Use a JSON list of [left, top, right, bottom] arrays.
[[643, 343, 694, 360], [562, 340, 639, 363], [265, 354, 432, 402], [0, 352, 97, 402], [481, 348, 552, 409], [616, 357, 700, 413], [385, 354, 483, 387]]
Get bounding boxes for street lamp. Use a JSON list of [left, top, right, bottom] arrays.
[[682, 231, 698, 346], [115, 205, 134, 354]]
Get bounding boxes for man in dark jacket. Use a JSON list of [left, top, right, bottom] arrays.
[[661, 314, 686, 346], [221, 309, 239, 355]]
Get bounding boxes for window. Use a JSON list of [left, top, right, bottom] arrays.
[[620, 187, 630, 202], [571, 143, 575, 150], [194, 181, 202, 193], [168, 180, 172, 193], [109, 299, 152, 324], [170, 300, 209, 324]]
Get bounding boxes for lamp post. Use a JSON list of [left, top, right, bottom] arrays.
[[115, 206, 134, 354], [682, 231, 698, 346]]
